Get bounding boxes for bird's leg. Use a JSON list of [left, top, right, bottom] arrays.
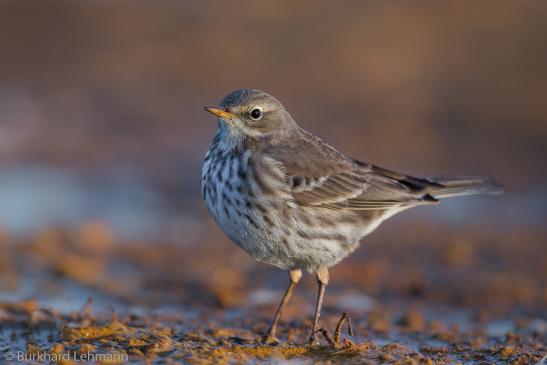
[[308, 266, 329, 345], [261, 269, 302, 345]]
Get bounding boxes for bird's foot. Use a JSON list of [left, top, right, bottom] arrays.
[[310, 328, 332, 347], [309, 311, 354, 348], [260, 330, 280, 346]]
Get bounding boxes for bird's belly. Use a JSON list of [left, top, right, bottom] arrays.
[[204, 187, 283, 265], [211, 205, 357, 271], [203, 179, 365, 270]]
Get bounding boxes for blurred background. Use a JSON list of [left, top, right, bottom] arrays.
[[0, 0, 545, 320]]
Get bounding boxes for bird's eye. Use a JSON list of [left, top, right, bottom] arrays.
[[250, 107, 262, 120]]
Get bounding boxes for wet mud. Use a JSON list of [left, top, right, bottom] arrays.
[[0, 223, 545, 363]]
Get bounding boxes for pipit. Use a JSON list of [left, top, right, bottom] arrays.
[[201, 89, 502, 345]]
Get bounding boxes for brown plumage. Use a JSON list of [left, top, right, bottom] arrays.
[[201, 89, 503, 345]]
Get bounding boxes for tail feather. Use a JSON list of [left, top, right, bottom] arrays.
[[425, 175, 504, 199]]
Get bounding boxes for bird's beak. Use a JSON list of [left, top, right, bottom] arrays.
[[204, 107, 235, 120]]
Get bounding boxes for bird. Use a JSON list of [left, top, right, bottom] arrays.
[[201, 89, 503, 345]]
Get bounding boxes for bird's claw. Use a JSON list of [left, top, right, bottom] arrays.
[[260, 330, 280, 346], [310, 328, 333, 346], [309, 311, 354, 347]]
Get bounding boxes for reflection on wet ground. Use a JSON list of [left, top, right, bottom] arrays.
[[0, 216, 545, 363], [0, 299, 544, 364]]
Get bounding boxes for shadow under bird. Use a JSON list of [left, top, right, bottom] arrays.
[[201, 89, 503, 345]]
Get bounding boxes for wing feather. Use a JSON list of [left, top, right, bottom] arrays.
[[262, 129, 437, 211]]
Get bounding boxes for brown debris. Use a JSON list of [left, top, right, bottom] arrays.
[[0, 220, 544, 363], [61, 321, 129, 341]]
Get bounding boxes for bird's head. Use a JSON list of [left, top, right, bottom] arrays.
[[204, 89, 297, 142]]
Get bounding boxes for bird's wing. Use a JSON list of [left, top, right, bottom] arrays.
[[288, 164, 439, 210], [265, 131, 439, 210]]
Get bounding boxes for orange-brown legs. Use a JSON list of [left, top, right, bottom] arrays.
[[261, 269, 302, 345], [308, 266, 329, 345]]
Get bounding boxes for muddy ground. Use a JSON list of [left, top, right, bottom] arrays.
[[0, 223, 547, 364], [0, 221, 545, 364]]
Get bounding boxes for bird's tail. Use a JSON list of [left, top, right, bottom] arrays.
[[425, 175, 504, 199]]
